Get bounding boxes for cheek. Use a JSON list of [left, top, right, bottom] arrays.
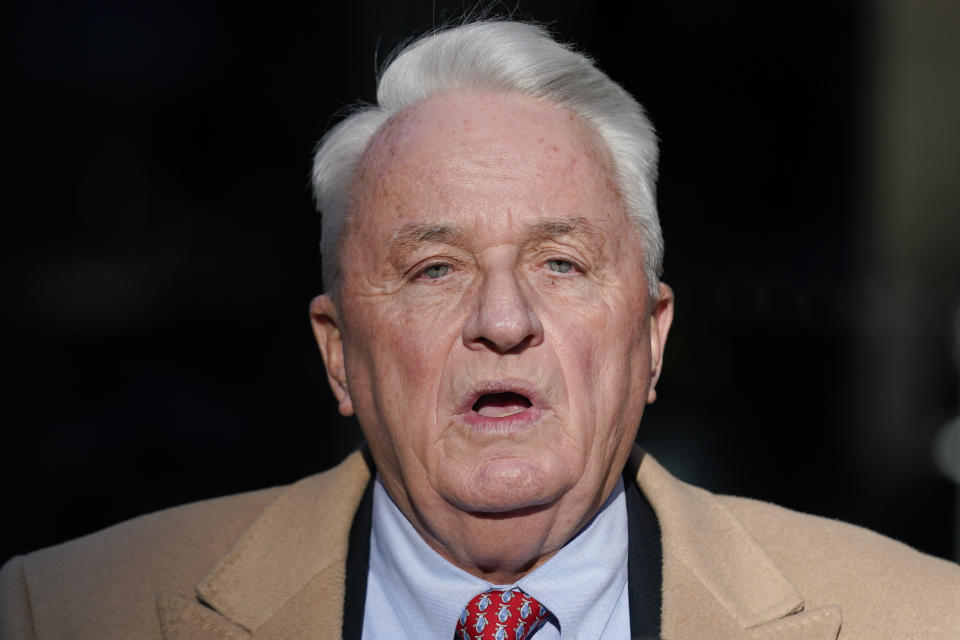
[[341, 305, 447, 462], [385, 311, 433, 380], [551, 296, 649, 409], [547, 311, 609, 425], [346, 298, 461, 401]]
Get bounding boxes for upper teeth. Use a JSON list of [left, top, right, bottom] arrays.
[[477, 405, 527, 418]]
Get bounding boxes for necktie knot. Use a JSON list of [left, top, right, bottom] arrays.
[[454, 588, 549, 640]]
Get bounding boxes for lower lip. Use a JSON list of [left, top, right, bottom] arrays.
[[461, 407, 545, 433]]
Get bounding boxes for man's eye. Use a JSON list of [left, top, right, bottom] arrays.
[[546, 259, 576, 273], [421, 264, 451, 279]]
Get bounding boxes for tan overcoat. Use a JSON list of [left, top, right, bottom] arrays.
[[2, 448, 959, 639]]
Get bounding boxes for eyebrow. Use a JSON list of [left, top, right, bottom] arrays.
[[389, 223, 471, 250], [526, 217, 603, 242]]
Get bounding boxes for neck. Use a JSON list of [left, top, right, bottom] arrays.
[[404, 486, 611, 584]]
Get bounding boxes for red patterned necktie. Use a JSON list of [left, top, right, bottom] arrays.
[[454, 588, 550, 640]]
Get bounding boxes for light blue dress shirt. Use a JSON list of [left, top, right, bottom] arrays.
[[362, 476, 630, 639]]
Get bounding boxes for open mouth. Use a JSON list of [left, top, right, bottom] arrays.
[[471, 391, 533, 418]]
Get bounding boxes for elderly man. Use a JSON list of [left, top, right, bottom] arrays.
[[2, 20, 959, 640]]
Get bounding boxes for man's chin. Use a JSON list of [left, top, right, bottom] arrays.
[[440, 456, 571, 515]]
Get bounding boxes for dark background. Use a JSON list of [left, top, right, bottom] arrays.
[[4, 1, 959, 564]]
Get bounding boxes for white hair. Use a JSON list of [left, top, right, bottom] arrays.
[[312, 20, 662, 297]]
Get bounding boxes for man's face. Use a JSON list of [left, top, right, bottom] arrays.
[[313, 91, 672, 566]]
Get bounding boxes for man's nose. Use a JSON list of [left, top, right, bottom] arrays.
[[462, 271, 544, 354]]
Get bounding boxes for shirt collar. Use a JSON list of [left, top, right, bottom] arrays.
[[369, 476, 629, 638]]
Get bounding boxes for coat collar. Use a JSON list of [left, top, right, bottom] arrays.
[[159, 449, 374, 640], [158, 447, 840, 639], [631, 449, 840, 639]]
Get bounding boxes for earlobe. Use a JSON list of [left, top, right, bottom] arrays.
[[309, 294, 354, 416], [647, 283, 675, 403]]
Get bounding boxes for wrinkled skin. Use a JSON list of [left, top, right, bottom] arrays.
[[311, 91, 673, 583]]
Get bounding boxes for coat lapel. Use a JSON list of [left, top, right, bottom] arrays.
[[633, 449, 841, 640], [157, 593, 250, 640], [746, 605, 841, 639], [158, 449, 373, 640]]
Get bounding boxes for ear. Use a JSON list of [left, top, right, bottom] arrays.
[[646, 283, 675, 404], [309, 294, 354, 416]]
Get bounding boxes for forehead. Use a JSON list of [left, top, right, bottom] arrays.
[[349, 91, 626, 236]]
